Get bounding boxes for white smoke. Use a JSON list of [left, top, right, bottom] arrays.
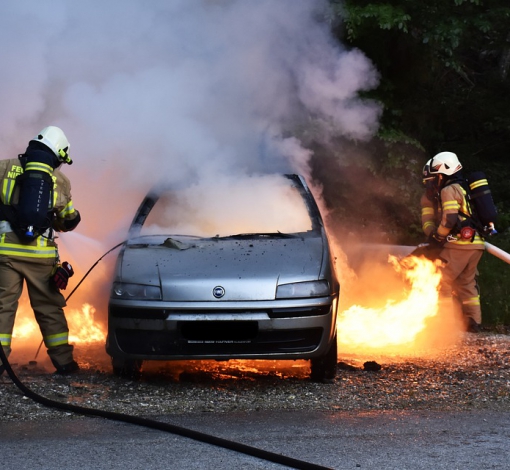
[[0, 0, 380, 291]]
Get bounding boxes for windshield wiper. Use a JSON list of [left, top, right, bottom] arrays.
[[215, 232, 296, 240]]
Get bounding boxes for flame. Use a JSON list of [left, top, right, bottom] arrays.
[[67, 303, 106, 344], [337, 255, 456, 356], [12, 300, 106, 345], [10, 251, 459, 372], [11, 315, 38, 339]]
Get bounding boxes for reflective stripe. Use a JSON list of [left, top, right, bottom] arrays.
[[421, 197, 437, 236], [459, 187, 471, 216], [470, 179, 488, 191], [2, 177, 16, 204], [443, 200, 460, 211], [0, 240, 57, 258], [0, 333, 12, 346], [421, 207, 434, 216], [25, 161, 53, 176], [423, 220, 435, 231], [462, 296, 480, 306], [44, 332, 69, 348], [57, 200, 75, 218], [450, 237, 485, 246]]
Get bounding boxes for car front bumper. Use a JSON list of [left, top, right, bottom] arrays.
[[106, 296, 338, 361]]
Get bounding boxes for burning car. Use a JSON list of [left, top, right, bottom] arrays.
[[106, 174, 339, 382]]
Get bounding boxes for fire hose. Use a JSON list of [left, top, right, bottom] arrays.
[[0, 241, 333, 470], [484, 241, 510, 265], [411, 241, 510, 265]]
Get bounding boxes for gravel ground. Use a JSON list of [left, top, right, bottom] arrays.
[[1, 332, 510, 421]]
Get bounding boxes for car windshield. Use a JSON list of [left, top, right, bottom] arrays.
[[140, 174, 314, 238]]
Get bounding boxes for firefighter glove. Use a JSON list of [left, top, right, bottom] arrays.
[[52, 262, 74, 290], [427, 231, 447, 249]]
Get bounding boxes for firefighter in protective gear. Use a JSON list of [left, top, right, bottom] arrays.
[[421, 151, 484, 333], [0, 126, 81, 375]]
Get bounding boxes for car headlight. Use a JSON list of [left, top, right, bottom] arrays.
[[111, 282, 162, 300], [276, 280, 330, 299]]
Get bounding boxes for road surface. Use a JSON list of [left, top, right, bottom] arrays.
[[1, 409, 509, 469]]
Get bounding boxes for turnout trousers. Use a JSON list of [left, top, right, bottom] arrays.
[[0, 257, 74, 367], [439, 247, 483, 325]]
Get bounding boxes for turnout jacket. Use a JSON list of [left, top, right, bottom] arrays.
[[421, 182, 485, 250], [0, 158, 80, 262]]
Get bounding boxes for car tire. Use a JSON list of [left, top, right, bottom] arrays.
[[111, 357, 143, 380], [310, 332, 337, 383]]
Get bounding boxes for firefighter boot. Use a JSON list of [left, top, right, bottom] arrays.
[[53, 360, 80, 375], [466, 317, 481, 333]]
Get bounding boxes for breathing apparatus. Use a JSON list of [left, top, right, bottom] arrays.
[[9, 126, 74, 242]]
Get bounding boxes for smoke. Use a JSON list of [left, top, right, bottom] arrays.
[[1, 1, 381, 334], [0, 1, 379, 184], [141, 174, 313, 237]]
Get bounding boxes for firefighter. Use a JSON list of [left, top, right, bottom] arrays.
[[421, 151, 484, 333], [0, 126, 81, 375]]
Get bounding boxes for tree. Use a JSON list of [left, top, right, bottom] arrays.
[[340, 0, 509, 153]]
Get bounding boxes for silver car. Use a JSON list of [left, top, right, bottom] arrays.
[[106, 174, 339, 382]]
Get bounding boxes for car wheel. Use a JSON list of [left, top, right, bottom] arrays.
[[310, 333, 337, 383], [111, 357, 143, 380]]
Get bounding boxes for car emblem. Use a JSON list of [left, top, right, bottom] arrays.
[[213, 286, 225, 298]]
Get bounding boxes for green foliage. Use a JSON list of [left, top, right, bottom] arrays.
[[377, 127, 424, 152], [376, 127, 424, 201], [337, 0, 510, 138], [344, 4, 411, 40]]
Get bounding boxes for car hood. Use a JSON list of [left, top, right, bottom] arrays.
[[117, 235, 326, 301]]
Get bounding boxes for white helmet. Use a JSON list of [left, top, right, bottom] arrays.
[[32, 126, 72, 164], [429, 151, 462, 176]]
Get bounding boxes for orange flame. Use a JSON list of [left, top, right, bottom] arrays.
[[67, 303, 106, 344], [11, 315, 38, 340], [12, 300, 106, 345], [337, 255, 457, 356]]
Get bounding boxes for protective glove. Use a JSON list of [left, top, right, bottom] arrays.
[[427, 231, 447, 249], [52, 262, 74, 290]]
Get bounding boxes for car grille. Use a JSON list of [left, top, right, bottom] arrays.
[[109, 305, 330, 320], [269, 306, 330, 318], [114, 326, 323, 356]]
